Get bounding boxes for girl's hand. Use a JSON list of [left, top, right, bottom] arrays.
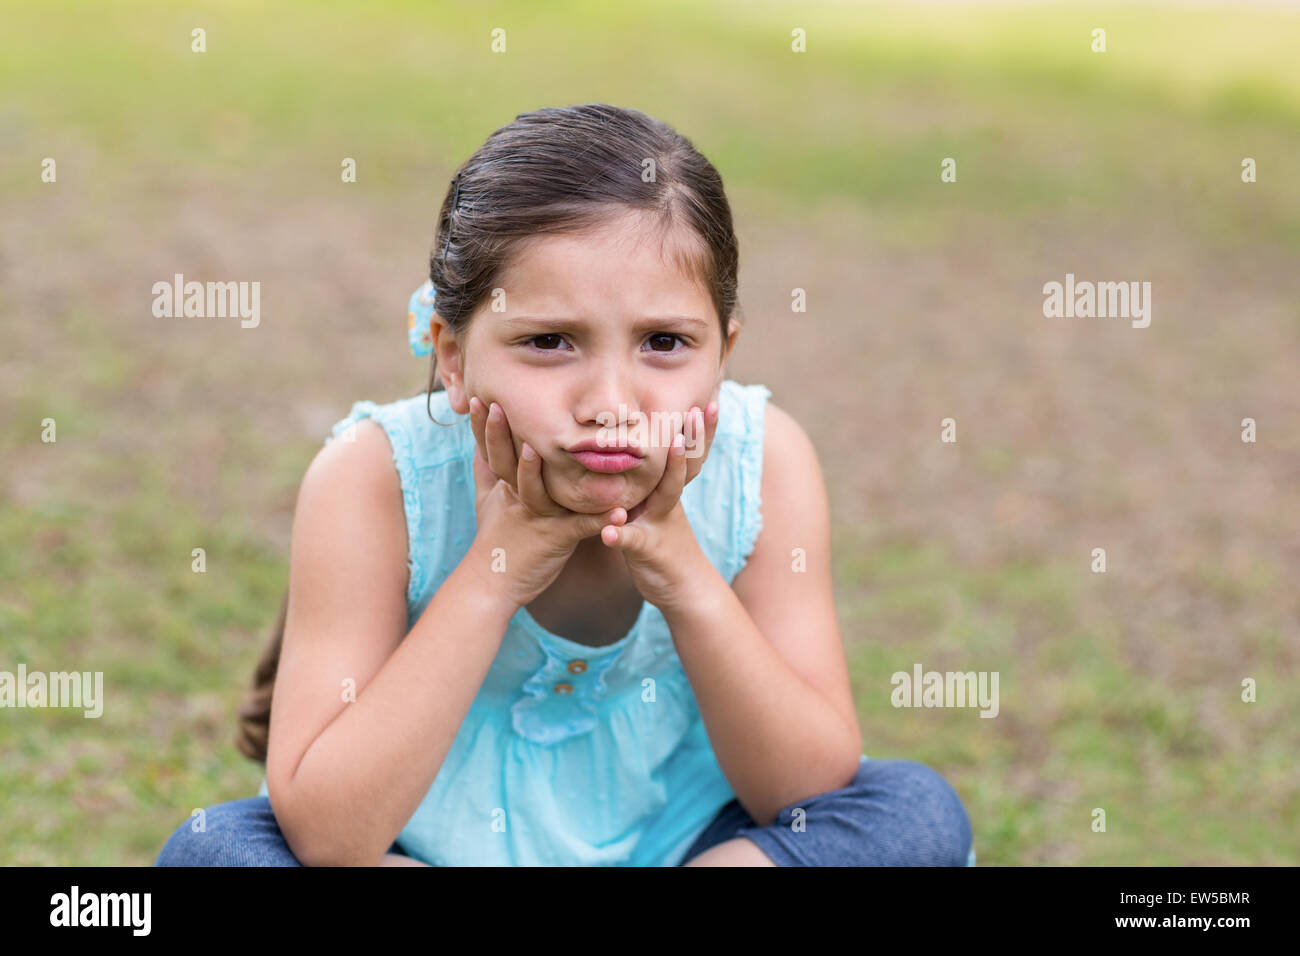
[[599, 402, 720, 615], [460, 397, 621, 611]]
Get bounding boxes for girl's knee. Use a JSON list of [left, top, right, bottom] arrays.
[[154, 796, 302, 867], [861, 759, 973, 866]]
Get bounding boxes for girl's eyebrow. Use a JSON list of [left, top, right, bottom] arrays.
[[503, 315, 710, 332]]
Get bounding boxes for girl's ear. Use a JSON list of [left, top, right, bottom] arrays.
[[432, 315, 469, 413], [712, 317, 741, 397], [723, 316, 740, 359]]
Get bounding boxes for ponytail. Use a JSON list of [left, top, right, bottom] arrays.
[[234, 589, 288, 764]]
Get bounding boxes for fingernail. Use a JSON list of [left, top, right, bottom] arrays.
[[488, 402, 502, 422], [521, 442, 536, 460]]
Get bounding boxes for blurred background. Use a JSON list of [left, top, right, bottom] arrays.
[[2, 0, 1297, 865]]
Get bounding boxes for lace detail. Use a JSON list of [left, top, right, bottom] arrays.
[[327, 400, 426, 607]]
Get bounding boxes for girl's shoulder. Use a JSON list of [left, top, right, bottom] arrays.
[[685, 379, 774, 584], [321, 389, 477, 614], [325, 388, 475, 472]]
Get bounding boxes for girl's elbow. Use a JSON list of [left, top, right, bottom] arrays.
[[269, 787, 376, 867]]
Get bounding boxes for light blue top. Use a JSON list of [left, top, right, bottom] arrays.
[[259, 378, 773, 865]]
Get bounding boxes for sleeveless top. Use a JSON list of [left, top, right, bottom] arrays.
[[259, 378, 772, 866]]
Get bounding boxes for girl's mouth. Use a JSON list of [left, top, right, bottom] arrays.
[[570, 450, 642, 473]]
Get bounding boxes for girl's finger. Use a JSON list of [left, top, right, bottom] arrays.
[[471, 443, 497, 507], [654, 425, 689, 516], [515, 441, 560, 515], [583, 505, 626, 543], [634, 412, 689, 522], [601, 520, 646, 552], [469, 396, 511, 490], [468, 395, 490, 467], [683, 402, 716, 485], [485, 401, 520, 490]]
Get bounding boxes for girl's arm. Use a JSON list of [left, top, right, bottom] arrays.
[[663, 403, 863, 827], [265, 419, 516, 867]]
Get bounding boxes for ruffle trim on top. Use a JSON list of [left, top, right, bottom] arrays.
[[510, 639, 617, 746], [328, 400, 426, 609], [510, 634, 697, 748], [730, 384, 771, 581]]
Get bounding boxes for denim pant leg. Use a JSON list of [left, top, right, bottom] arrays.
[[154, 796, 305, 866], [154, 796, 411, 866], [678, 755, 975, 866]]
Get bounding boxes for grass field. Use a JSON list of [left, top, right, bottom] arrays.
[[2, 0, 1298, 865]]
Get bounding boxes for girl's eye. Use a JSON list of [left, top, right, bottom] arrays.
[[645, 333, 685, 353], [525, 333, 686, 353], [529, 334, 569, 351]]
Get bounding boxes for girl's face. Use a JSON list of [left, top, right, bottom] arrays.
[[434, 208, 739, 516]]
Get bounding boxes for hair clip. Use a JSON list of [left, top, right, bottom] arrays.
[[441, 172, 462, 262], [408, 279, 436, 357]]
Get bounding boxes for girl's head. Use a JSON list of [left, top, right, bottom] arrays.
[[423, 103, 742, 516]]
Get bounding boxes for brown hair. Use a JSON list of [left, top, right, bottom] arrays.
[[236, 103, 742, 763]]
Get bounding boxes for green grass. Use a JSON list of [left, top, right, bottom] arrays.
[[834, 528, 1297, 864], [2, 1, 1297, 245]]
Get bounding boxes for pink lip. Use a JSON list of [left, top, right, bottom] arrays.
[[568, 437, 644, 457], [570, 450, 642, 474]]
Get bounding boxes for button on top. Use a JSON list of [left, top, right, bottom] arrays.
[[553, 682, 574, 695], [567, 660, 587, 674]]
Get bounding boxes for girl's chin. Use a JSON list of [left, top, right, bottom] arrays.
[[551, 478, 646, 515], [557, 495, 645, 516]]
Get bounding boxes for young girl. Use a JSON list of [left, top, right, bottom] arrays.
[[155, 103, 974, 867]]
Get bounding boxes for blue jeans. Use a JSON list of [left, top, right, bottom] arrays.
[[679, 755, 974, 866], [153, 798, 408, 866], [155, 756, 974, 866]]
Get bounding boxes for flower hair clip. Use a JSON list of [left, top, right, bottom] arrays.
[[408, 279, 436, 357]]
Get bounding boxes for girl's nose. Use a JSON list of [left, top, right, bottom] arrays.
[[577, 367, 638, 428]]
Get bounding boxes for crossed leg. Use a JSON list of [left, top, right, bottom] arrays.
[[681, 836, 777, 867]]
